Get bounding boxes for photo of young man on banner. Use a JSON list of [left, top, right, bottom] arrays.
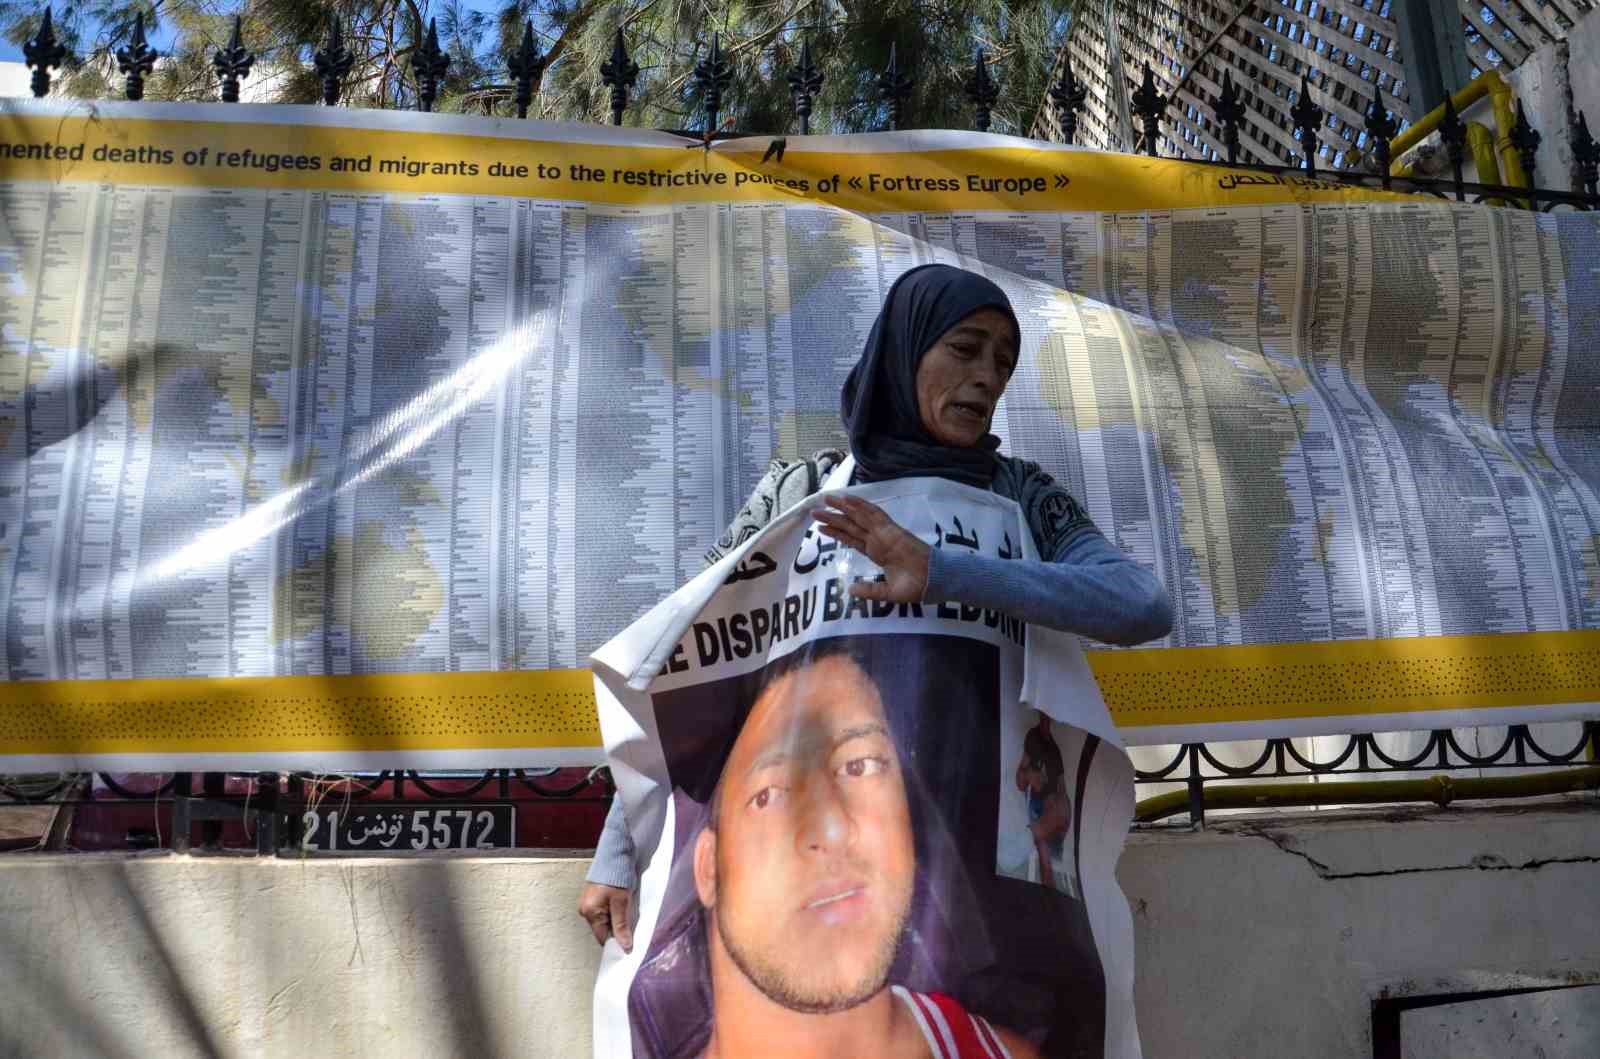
[[590, 473, 1144, 1059], [634, 634, 1074, 1058]]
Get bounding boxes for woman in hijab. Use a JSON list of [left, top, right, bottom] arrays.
[[578, 263, 1172, 948]]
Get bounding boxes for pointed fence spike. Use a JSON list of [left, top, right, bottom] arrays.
[[1438, 91, 1466, 200], [411, 17, 451, 113], [1049, 55, 1087, 145], [1574, 111, 1599, 197], [1214, 69, 1245, 165], [508, 21, 544, 119], [876, 41, 915, 132], [1130, 62, 1165, 157], [313, 16, 355, 106], [24, 5, 70, 99], [1289, 73, 1324, 173], [599, 28, 638, 126], [966, 46, 998, 133], [212, 14, 255, 103], [692, 32, 734, 137], [116, 11, 158, 102], [1364, 83, 1397, 189], [785, 33, 824, 135], [1509, 96, 1542, 190]]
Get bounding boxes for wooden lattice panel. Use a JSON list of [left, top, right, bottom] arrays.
[[1460, 0, 1591, 69], [1035, 0, 1595, 171]]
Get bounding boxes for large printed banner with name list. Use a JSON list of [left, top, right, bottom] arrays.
[[1, 99, 1598, 771]]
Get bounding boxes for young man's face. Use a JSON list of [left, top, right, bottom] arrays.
[[695, 653, 915, 1014]]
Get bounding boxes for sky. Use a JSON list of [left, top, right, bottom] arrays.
[[0, 2, 512, 67]]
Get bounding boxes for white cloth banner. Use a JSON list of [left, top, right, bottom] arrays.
[[3, 100, 1596, 764]]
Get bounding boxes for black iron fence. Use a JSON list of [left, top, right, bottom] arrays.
[[1135, 723, 1600, 825], [15, 6, 1600, 207], [4, 724, 1595, 850], [5, 8, 1599, 843]]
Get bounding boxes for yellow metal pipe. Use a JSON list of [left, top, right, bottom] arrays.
[[1466, 122, 1501, 189], [1388, 69, 1529, 190], [1134, 765, 1600, 823], [1390, 77, 1491, 158], [1483, 71, 1531, 190], [1391, 121, 1502, 186]]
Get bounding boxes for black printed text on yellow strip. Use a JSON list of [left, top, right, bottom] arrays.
[[2, 631, 1596, 755], [0, 111, 1404, 213]]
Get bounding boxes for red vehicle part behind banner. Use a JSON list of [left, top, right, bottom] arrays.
[[30, 771, 611, 854]]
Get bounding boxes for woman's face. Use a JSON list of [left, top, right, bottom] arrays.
[[914, 308, 1018, 447]]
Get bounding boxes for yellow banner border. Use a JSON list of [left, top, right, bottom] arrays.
[[1091, 630, 1600, 729], [0, 99, 1411, 214], [0, 668, 599, 756], [2, 632, 1597, 757]]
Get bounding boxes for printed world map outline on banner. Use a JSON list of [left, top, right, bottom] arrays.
[[1, 99, 1598, 769]]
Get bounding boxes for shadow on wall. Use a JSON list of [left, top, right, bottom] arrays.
[[0, 853, 601, 1056]]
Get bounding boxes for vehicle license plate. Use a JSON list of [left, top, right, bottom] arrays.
[[299, 805, 515, 852]]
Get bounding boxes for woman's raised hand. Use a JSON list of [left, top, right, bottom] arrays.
[[811, 493, 931, 604]]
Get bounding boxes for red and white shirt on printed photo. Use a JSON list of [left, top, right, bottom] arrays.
[[893, 986, 1016, 1059]]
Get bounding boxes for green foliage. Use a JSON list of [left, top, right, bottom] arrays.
[[6, 0, 1074, 135], [528, 0, 1074, 135]]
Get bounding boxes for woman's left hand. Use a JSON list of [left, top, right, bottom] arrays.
[[811, 494, 931, 604]]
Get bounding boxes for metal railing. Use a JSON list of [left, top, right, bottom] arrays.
[[14, 5, 1600, 207], [5, 725, 1595, 850], [1134, 722, 1600, 825]]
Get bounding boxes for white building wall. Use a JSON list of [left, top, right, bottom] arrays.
[[0, 60, 31, 98], [0, 58, 292, 104], [1504, 38, 1575, 192], [1488, 7, 1600, 194], [1565, 12, 1600, 173], [1123, 801, 1600, 1058], [1, 802, 1596, 1058], [0, 853, 602, 1058], [1389, 7, 1600, 195]]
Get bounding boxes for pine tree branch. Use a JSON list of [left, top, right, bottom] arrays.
[[539, 0, 615, 81], [660, 0, 815, 96]]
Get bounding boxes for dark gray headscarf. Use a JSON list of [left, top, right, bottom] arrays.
[[840, 264, 1021, 488]]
